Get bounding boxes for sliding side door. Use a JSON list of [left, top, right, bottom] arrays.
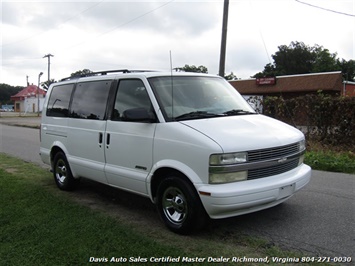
[[66, 80, 112, 183]]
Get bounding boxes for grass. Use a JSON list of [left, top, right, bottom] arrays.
[[0, 156, 188, 265], [305, 141, 355, 174], [305, 151, 355, 174], [0, 153, 341, 266]]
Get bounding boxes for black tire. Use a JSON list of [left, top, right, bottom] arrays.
[[156, 174, 207, 234], [53, 152, 79, 191]]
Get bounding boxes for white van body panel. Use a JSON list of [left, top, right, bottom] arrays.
[[40, 117, 69, 166], [181, 115, 302, 153], [66, 119, 107, 184], [104, 121, 157, 195], [40, 140, 68, 166], [151, 122, 223, 183], [148, 159, 203, 189]]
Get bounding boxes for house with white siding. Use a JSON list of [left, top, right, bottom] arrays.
[[10, 84, 46, 113]]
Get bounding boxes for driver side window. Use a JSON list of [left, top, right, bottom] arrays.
[[112, 79, 153, 121]]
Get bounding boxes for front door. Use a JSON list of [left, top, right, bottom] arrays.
[[105, 79, 156, 195]]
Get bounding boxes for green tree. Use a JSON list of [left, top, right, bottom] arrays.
[[41, 79, 56, 91], [272, 41, 314, 75], [0, 84, 23, 105], [312, 45, 339, 73], [254, 63, 276, 78], [337, 59, 355, 81], [175, 65, 208, 73], [224, 72, 238, 80], [70, 69, 93, 77], [253, 41, 354, 81]]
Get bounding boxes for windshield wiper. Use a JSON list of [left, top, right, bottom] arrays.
[[175, 111, 223, 121], [223, 109, 256, 116]]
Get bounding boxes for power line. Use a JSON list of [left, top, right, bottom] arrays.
[[1, 0, 106, 47], [2, 1, 175, 65], [61, 0, 175, 52], [248, 0, 271, 65], [295, 0, 355, 17]]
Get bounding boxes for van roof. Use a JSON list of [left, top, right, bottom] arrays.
[[59, 69, 219, 82]]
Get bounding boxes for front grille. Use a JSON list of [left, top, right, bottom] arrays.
[[248, 143, 299, 162], [248, 159, 299, 180], [247, 142, 301, 180]]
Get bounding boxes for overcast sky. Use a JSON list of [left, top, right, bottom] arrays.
[[1, 0, 354, 87]]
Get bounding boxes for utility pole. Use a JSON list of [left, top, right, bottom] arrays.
[[37, 72, 43, 116], [43, 54, 54, 83], [218, 0, 229, 78]]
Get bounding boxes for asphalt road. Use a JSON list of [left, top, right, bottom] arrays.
[[0, 120, 354, 260], [0, 123, 48, 168]]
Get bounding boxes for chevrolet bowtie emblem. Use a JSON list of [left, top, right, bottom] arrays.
[[278, 157, 287, 163]]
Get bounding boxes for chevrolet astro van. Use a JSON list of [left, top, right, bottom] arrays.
[[40, 70, 311, 234]]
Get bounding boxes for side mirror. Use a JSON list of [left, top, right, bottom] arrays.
[[122, 108, 155, 122]]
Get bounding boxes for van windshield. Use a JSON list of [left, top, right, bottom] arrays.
[[149, 76, 256, 121]]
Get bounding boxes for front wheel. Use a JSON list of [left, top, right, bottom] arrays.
[[53, 152, 79, 191], [156, 175, 207, 234]]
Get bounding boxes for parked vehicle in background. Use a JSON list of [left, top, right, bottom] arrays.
[[0, 106, 14, 112], [40, 69, 311, 234]]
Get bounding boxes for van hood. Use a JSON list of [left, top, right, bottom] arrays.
[[180, 115, 303, 152]]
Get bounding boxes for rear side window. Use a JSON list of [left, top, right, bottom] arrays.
[[70, 80, 111, 120], [46, 84, 74, 117]]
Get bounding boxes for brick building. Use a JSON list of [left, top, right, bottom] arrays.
[[229, 71, 349, 98]]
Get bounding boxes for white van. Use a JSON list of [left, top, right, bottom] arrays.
[[40, 70, 311, 234]]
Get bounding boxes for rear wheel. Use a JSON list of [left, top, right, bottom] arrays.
[[156, 175, 207, 234], [53, 152, 79, 191]]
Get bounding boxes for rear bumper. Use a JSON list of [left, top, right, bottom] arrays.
[[39, 147, 51, 165], [198, 164, 311, 219]]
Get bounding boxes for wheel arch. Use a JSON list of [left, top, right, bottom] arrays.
[[49, 143, 78, 178], [149, 164, 201, 204], [50, 146, 64, 165], [50, 141, 68, 161]]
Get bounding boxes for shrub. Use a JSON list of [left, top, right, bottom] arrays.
[[246, 93, 355, 148]]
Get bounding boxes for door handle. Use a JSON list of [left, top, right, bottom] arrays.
[[99, 132, 103, 148], [106, 133, 111, 148]]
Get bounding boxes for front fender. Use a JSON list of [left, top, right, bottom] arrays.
[[146, 159, 203, 200]]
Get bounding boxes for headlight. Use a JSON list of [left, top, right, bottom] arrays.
[[210, 152, 247, 165], [299, 139, 306, 151], [298, 154, 305, 166], [298, 139, 306, 165], [209, 171, 247, 184], [209, 152, 248, 184]]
